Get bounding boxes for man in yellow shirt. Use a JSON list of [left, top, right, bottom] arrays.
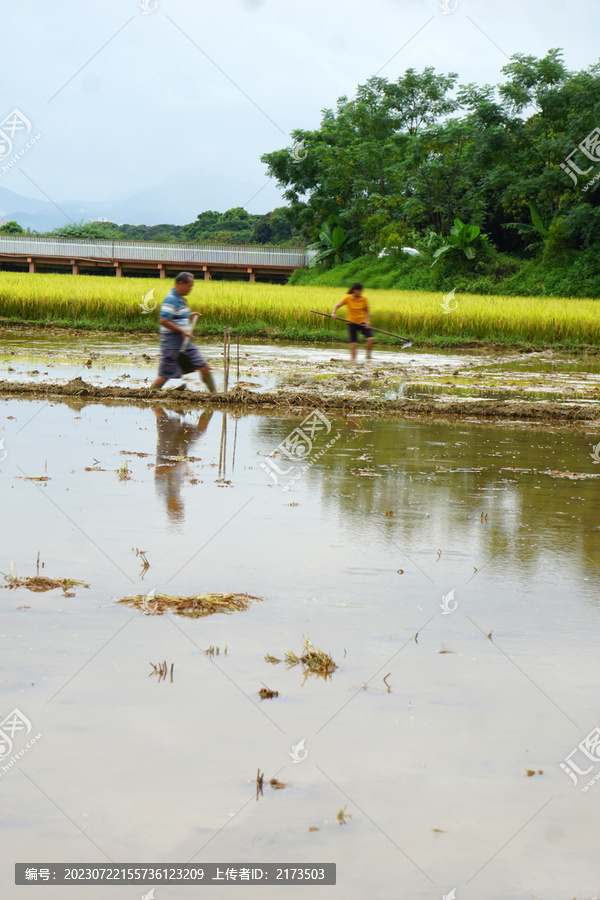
[[331, 282, 374, 361]]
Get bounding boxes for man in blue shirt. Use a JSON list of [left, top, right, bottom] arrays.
[[150, 272, 216, 392]]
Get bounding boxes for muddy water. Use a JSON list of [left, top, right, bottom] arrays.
[[3, 329, 600, 409], [1, 398, 599, 900], [0, 329, 486, 400]]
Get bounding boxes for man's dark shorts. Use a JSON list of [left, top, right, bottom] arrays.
[[348, 322, 372, 342], [158, 343, 208, 379]]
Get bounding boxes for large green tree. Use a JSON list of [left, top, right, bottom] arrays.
[[261, 52, 600, 258], [0, 220, 24, 234], [261, 68, 459, 245]]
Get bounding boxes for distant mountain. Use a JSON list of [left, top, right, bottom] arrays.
[[0, 170, 279, 231], [0, 186, 89, 231]]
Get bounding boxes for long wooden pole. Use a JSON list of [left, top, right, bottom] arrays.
[[309, 309, 412, 345], [224, 327, 230, 392]]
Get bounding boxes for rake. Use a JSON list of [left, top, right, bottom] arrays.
[[310, 310, 413, 349]]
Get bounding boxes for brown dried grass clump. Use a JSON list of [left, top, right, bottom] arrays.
[[284, 638, 337, 676], [2, 573, 89, 593], [258, 686, 278, 700], [118, 592, 263, 618], [265, 637, 338, 679]]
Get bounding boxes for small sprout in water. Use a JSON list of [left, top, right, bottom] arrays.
[[117, 462, 131, 481], [337, 804, 351, 825]]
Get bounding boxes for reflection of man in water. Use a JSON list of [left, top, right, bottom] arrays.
[[153, 409, 213, 524]]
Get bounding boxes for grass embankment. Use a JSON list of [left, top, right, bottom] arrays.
[[290, 248, 600, 300], [0, 271, 598, 350]]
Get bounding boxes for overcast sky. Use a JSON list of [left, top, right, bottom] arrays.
[[1, 0, 599, 224]]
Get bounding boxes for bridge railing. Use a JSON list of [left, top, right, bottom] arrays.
[[0, 235, 314, 267]]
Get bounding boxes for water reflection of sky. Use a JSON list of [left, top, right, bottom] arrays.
[[1, 399, 599, 900]]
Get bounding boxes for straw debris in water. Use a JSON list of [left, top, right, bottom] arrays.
[[204, 645, 228, 656], [258, 686, 278, 700], [277, 637, 338, 677], [2, 572, 89, 593], [118, 591, 263, 618], [149, 661, 174, 682]]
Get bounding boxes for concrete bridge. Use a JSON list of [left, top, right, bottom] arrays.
[[0, 235, 315, 282]]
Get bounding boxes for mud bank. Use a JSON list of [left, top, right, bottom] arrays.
[[1, 376, 599, 425]]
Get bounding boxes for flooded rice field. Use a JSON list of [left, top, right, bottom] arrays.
[[1, 378, 600, 898], [3, 329, 600, 417]]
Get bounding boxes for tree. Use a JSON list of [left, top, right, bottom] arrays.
[[250, 207, 300, 245], [261, 52, 600, 257], [49, 221, 121, 239], [0, 220, 24, 234], [181, 211, 223, 242], [261, 67, 459, 244], [182, 208, 260, 244]]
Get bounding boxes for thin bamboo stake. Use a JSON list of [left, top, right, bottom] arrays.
[[218, 413, 226, 477], [225, 326, 231, 391], [232, 417, 238, 474]]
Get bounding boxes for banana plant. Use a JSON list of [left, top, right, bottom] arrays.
[[503, 202, 550, 252], [432, 218, 482, 265], [308, 215, 360, 267]]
